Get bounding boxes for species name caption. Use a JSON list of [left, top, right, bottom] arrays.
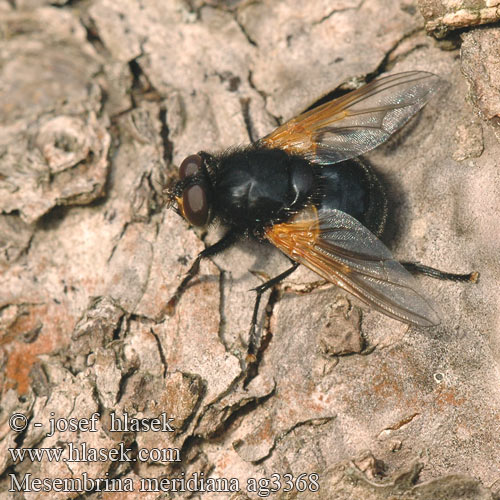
[[8, 412, 320, 495]]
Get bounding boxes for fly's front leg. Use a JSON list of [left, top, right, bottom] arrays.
[[248, 261, 300, 359], [401, 261, 479, 283], [166, 229, 240, 314]]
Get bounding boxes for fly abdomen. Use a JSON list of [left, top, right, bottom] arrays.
[[317, 158, 387, 237]]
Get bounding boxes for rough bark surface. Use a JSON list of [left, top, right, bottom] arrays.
[[1, 0, 499, 499], [418, 0, 500, 37]]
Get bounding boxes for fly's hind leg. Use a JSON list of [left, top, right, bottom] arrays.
[[166, 229, 240, 315], [401, 261, 479, 283], [248, 261, 300, 360]]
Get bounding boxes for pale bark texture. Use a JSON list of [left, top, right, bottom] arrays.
[[1, 0, 500, 499]]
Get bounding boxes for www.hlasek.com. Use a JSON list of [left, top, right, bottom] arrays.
[[9, 441, 180, 464]]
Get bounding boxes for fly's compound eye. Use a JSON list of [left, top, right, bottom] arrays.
[[179, 154, 203, 179], [182, 183, 209, 226]]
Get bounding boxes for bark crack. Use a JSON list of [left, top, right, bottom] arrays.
[[233, 13, 258, 47], [251, 416, 336, 464], [312, 0, 368, 25], [149, 327, 168, 378]]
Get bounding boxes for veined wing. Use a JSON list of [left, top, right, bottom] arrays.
[[265, 206, 440, 326], [259, 71, 443, 165]]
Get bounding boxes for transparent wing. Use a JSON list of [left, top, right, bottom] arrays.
[[259, 71, 443, 165], [265, 206, 440, 326]]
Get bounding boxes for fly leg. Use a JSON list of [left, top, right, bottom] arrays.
[[401, 261, 479, 283], [248, 261, 300, 359], [166, 229, 240, 314]]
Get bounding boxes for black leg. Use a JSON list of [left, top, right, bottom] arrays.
[[248, 261, 300, 358], [401, 261, 479, 283], [166, 229, 240, 314]]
